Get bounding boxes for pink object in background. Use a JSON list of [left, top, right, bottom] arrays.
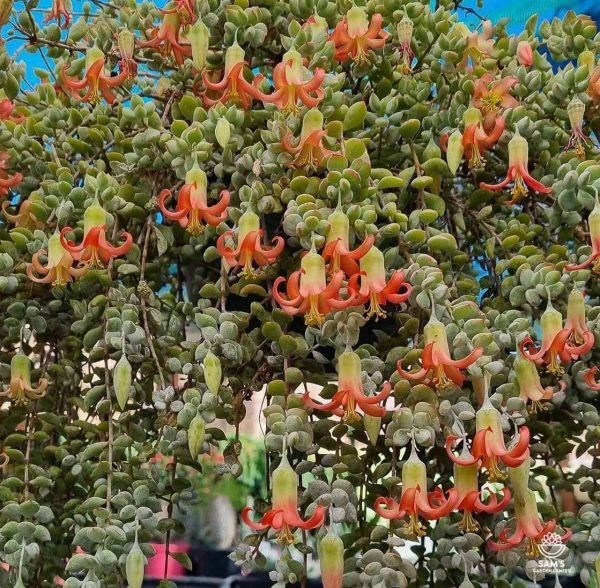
[[145, 543, 189, 578]]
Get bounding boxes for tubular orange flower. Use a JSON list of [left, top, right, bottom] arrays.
[[321, 203, 373, 276], [461, 107, 504, 169], [584, 366, 600, 391], [566, 192, 600, 272], [60, 200, 132, 268], [0, 152, 21, 199], [242, 450, 325, 544], [566, 97, 592, 157], [374, 446, 459, 538], [0, 98, 24, 123], [259, 50, 325, 114], [318, 527, 344, 588], [489, 489, 571, 557], [397, 300, 483, 389], [159, 165, 229, 235], [303, 350, 391, 423], [349, 246, 412, 318], [2, 199, 43, 230], [27, 232, 87, 286], [516, 40, 533, 67], [139, 10, 191, 65], [60, 46, 128, 104], [480, 130, 552, 204], [472, 73, 518, 129], [216, 209, 284, 278], [159, 0, 196, 26], [44, 0, 70, 29], [0, 354, 48, 405], [465, 20, 494, 66], [273, 247, 358, 326], [201, 40, 262, 109], [330, 7, 389, 64]]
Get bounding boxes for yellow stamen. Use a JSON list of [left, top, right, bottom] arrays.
[[510, 175, 528, 203], [481, 92, 502, 113], [469, 145, 485, 169], [459, 511, 479, 532], [434, 365, 453, 390], [187, 210, 205, 236], [486, 456, 507, 482], [305, 295, 325, 326], [367, 293, 386, 319], [343, 396, 361, 424], [547, 351, 564, 377], [525, 538, 541, 558], [275, 522, 295, 545], [404, 512, 426, 538]]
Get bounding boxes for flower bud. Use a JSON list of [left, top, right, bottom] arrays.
[[114, 354, 132, 411], [397, 16, 413, 46], [203, 350, 222, 394], [190, 18, 210, 70], [516, 40, 533, 67], [126, 535, 146, 588], [446, 129, 464, 175], [567, 97, 585, 132], [215, 117, 231, 148], [188, 414, 206, 459], [318, 528, 344, 588]]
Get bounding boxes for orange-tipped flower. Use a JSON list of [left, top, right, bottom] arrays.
[[44, 0, 70, 28], [158, 0, 196, 26], [375, 445, 459, 538], [27, 232, 87, 287], [330, 7, 388, 63], [60, 200, 132, 268], [566, 192, 600, 273], [461, 107, 504, 169], [318, 527, 344, 588], [457, 20, 494, 69], [480, 130, 552, 204], [0, 354, 48, 405], [139, 10, 191, 65], [303, 350, 391, 423], [566, 97, 593, 157], [584, 366, 600, 391], [60, 46, 128, 104], [216, 209, 284, 278], [472, 73, 518, 129], [0, 152, 22, 198], [273, 247, 358, 326], [259, 50, 325, 114], [350, 246, 412, 318], [2, 199, 43, 230], [516, 41, 533, 67], [0, 98, 24, 124], [242, 450, 325, 544], [159, 165, 230, 235]]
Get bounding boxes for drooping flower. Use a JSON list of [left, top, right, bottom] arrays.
[[516, 40, 533, 67], [117, 30, 138, 80], [453, 447, 511, 532], [201, 39, 262, 109], [281, 109, 341, 171], [2, 199, 44, 230], [566, 192, 600, 273], [446, 383, 530, 481], [330, 7, 389, 64], [60, 45, 128, 104], [44, 0, 70, 29], [139, 10, 192, 65], [242, 449, 325, 543], [460, 20, 495, 68], [60, 200, 133, 268], [0, 152, 22, 198], [397, 299, 483, 390], [461, 107, 504, 169], [27, 233, 86, 287], [0, 98, 24, 124], [0, 354, 48, 405], [580, 51, 600, 106], [216, 209, 284, 278], [349, 246, 412, 318], [159, 165, 230, 235], [272, 247, 358, 326], [321, 203, 373, 276], [303, 350, 391, 424], [303, 13, 329, 40], [375, 445, 459, 538], [519, 291, 593, 376], [566, 97, 593, 157], [480, 130, 552, 204], [396, 16, 414, 74], [489, 489, 571, 557], [472, 73, 518, 129], [318, 527, 344, 588], [259, 50, 325, 115], [158, 0, 196, 26], [584, 366, 600, 391]]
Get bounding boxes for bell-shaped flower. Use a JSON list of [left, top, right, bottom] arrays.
[[489, 489, 571, 557], [60, 45, 128, 104], [580, 51, 600, 105], [397, 300, 483, 390], [349, 246, 411, 318], [472, 73, 518, 129], [567, 192, 600, 273], [216, 209, 284, 278], [0, 98, 24, 123], [44, 0, 70, 28], [27, 232, 87, 287], [461, 107, 504, 169], [321, 203, 373, 276], [273, 246, 358, 326], [566, 97, 593, 157], [259, 50, 325, 115], [117, 30, 138, 80], [453, 447, 511, 532], [463, 20, 495, 67], [0, 354, 48, 405], [303, 350, 391, 423], [139, 10, 191, 65], [375, 445, 459, 538], [396, 16, 414, 73], [330, 7, 388, 63], [281, 109, 341, 171], [318, 527, 344, 588], [159, 165, 230, 235], [0, 152, 22, 198], [480, 130, 552, 204], [60, 200, 133, 268], [2, 199, 44, 230], [201, 40, 262, 109], [584, 366, 600, 391], [303, 13, 329, 39], [446, 383, 530, 481], [158, 0, 196, 25], [242, 450, 325, 544], [516, 40, 533, 67]]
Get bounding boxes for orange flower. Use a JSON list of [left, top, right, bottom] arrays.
[[480, 130, 551, 204], [0, 152, 22, 198], [60, 46, 128, 104], [159, 0, 196, 26], [566, 191, 600, 273], [201, 40, 263, 109], [464, 20, 494, 67], [139, 10, 192, 65], [584, 366, 600, 391], [44, 0, 70, 29], [2, 199, 44, 230], [303, 350, 391, 423], [0, 98, 24, 123], [27, 232, 87, 286], [216, 209, 284, 278], [0, 354, 48, 405], [259, 51, 325, 114], [60, 200, 132, 268], [330, 7, 388, 63], [273, 247, 358, 326], [281, 109, 341, 171], [461, 108, 504, 169], [159, 165, 230, 235], [516, 40, 533, 67], [472, 73, 518, 129]]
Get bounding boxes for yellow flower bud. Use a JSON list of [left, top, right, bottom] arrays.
[[188, 414, 206, 459], [125, 536, 146, 588], [113, 354, 132, 411], [446, 129, 464, 175], [215, 118, 231, 148]]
